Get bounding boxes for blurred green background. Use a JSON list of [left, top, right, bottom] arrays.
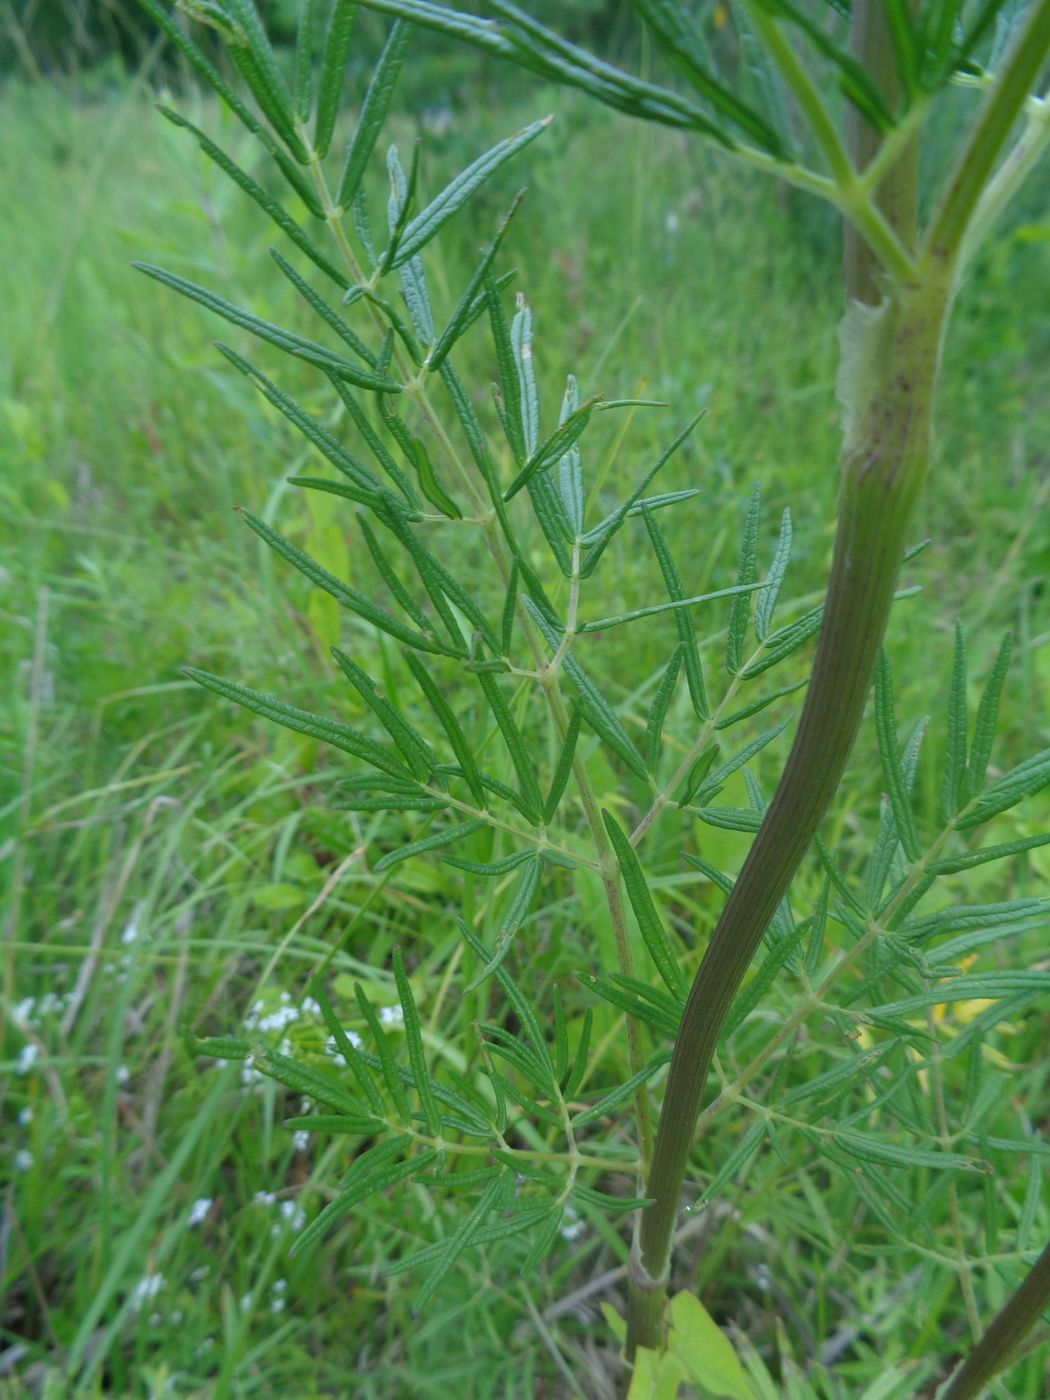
[[2, 3, 1048, 1397]]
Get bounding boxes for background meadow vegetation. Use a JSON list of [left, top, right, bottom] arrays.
[[2, 6, 1049, 1396]]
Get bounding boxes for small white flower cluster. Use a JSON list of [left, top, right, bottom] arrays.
[[324, 1028, 364, 1064], [250, 1191, 305, 1238], [129, 1272, 165, 1314], [15, 1044, 39, 1075], [379, 1004, 404, 1029], [14, 1149, 33, 1173], [560, 1206, 584, 1242], [187, 1197, 213, 1228], [243, 992, 322, 1035], [13, 992, 71, 1025], [270, 1278, 288, 1314]]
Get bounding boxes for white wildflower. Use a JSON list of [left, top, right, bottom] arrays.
[[16, 1044, 39, 1074], [129, 1272, 165, 1313], [187, 1198, 212, 1227]]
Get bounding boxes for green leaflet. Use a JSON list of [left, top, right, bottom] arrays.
[[642, 507, 708, 718], [475, 671, 544, 822], [754, 507, 792, 642], [726, 483, 761, 675], [464, 855, 542, 989], [269, 249, 375, 363], [577, 972, 681, 1040], [544, 706, 582, 823], [405, 653, 485, 803], [392, 947, 441, 1136], [241, 510, 454, 654], [354, 983, 410, 1118], [646, 645, 683, 774], [384, 1204, 553, 1277], [314, 0, 358, 157], [562, 1005, 593, 1097], [578, 579, 762, 635], [693, 1120, 766, 1209], [156, 108, 348, 287], [337, 20, 412, 208], [284, 1113, 387, 1135], [414, 1174, 506, 1308], [741, 601, 824, 678], [373, 819, 487, 872], [503, 395, 601, 501], [330, 647, 435, 782], [291, 1148, 439, 1257], [457, 918, 554, 1081], [253, 1047, 362, 1115], [311, 980, 385, 1114], [723, 915, 808, 1036], [632, 0, 786, 151], [571, 1053, 670, 1127], [427, 193, 524, 371], [961, 630, 1013, 805], [134, 264, 400, 390], [393, 116, 552, 267], [602, 811, 687, 1000], [184, 667, 413, 782], [874, 651, 921, 862]]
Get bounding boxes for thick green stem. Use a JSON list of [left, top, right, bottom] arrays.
[[941, 1240, 1050, 1399], [626, 275, 952, 1353]]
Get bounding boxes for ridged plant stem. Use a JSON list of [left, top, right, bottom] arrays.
[[941, 1240, 1050, 1399], [626, 275, 951, 1352]]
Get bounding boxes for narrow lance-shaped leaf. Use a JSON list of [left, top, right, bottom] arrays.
[[427, 192, 525, 372], [357, 514, 434, 635], [374, 818, 487, 872], [642, 506, 708, 717], [572, 1052, 671, 1128], [338, 20, 412, 208], [403, 652, 486, 805], [475, 672, 544, 822], [875, 650, 921, 861], [223, 0, 308, 160], [726, 483, 761, 674], [603, 811, 687, 1000], [961, 630, 1013, 804], [646, 645, 683, 774], [294, 0, 316, 122], [314, 0, 358, 158], [457, 918, 554, 1080], [754, 507, 793, 641], [291, 1148, 439, 1257], [382, 139, 423, 274], [311, 980, 385, 1115], [503, 394, 602, 501], [330, 647, 436, 781], [156, 107, 350, 288], [133, 264, 400, 390], [578, 579, 764, 635], [544, 706, 582, 824], [392, 947, 441, 1136], [486, 270, 526, 465], [184, 667, 414, 781], [242, 510, 456, 654], [957, 746, 1050, 831], [464, 854, 542, 988], [269, 248, 376, 364], [632, 0, 786, 152], [415, 1172, 505, 1308], [941, 619, 969, 821], [393, 116, 553, 267]]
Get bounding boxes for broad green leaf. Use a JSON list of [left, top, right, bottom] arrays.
[[668, 1289, 752, 1400]]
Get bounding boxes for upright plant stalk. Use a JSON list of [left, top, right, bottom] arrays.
[[941, 1240, 1050, 1398], [627, 2, 1050, 1355]]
